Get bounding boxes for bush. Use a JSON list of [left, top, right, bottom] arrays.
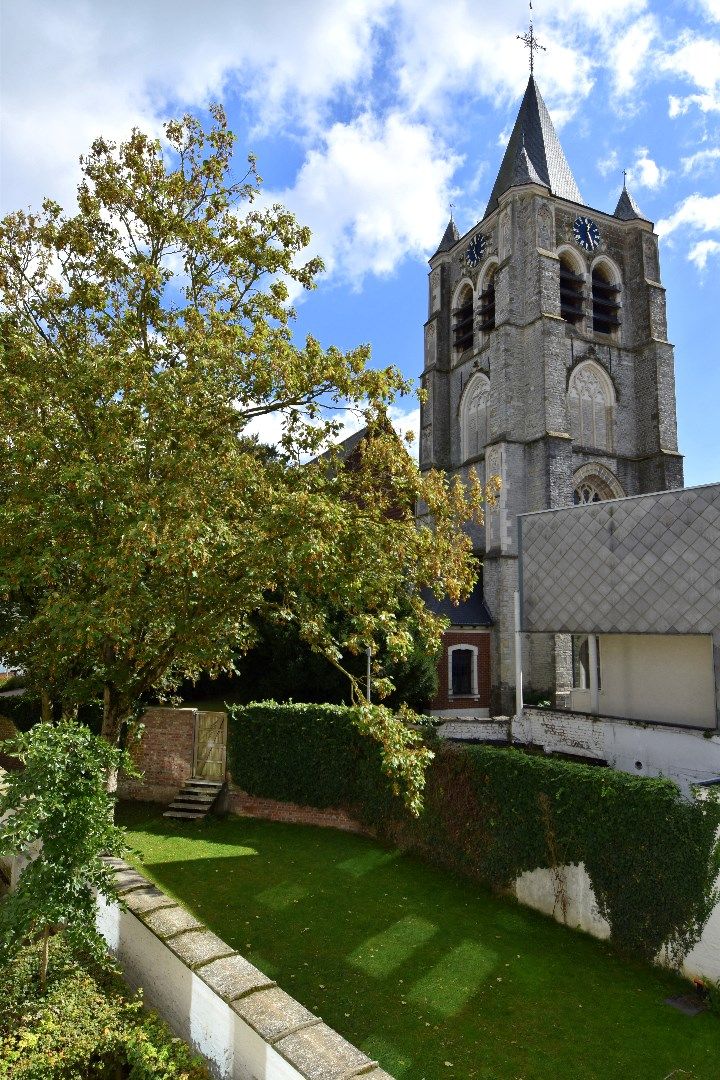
[[227, 703, 720, 963], [0, 695, 103, 734], [0, 936, 210, 1079]]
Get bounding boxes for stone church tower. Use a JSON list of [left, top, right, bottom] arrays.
[[420, 75, 684, 715]]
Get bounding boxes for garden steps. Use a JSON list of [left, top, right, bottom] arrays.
[[163, 779, 223, 820]]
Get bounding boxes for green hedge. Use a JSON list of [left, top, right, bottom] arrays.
[[227, 703, 720, 963], [227, 701, 400, 811], [0, 937, 210, 1079]]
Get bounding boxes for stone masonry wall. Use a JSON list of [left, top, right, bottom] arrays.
[[119, 707, 196, 803]]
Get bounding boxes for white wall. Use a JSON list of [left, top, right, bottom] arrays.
[[570, 634, 716, 729]]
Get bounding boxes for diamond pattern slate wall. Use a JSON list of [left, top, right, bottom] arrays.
[[519, 483, 720, 636]]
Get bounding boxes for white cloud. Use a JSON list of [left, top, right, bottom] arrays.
[[0, 0, 388, 213], [699, 0, 720, 22], [266, 112, 462, 285], [607, 14, 657, 96], [681, 147, 720, 174], [688, 239, 720, 269], [597, 149, 619, 177], [657, 193, 720, 238], [627, 147, 670, 190], [662, 33, 720, 115]]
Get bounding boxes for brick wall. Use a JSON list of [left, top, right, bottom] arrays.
[[225, 790, 370, 835], [119, 708, 197, 803], [429, 630, 491, 711]]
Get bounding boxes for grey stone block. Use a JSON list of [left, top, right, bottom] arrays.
[[167, 928, 235, 969], [122, 884, 177, 916], [142, 904, 204, 940], [114, 868, 154, 894], [197, 953, 275, 1002], [232, 985, 318, 1043], [276, 1022, 376, 1080]]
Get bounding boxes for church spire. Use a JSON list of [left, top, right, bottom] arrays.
[[483, 76, 584, 219], [432, 216, 459, 256], [613, 177, 647, 221]]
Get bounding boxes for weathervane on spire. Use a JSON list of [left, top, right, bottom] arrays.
[[517, 1, 546, 75]]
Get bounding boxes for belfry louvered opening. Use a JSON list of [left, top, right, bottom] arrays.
[[592, 267, 621, 335], [559, 257, 585, 324], [453, 286, 474, 352], [479, 268, 496, 332]]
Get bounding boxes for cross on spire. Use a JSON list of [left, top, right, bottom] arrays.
[[517, 2, 546, 75]]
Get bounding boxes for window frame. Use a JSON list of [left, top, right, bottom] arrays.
[[448, 643, 479, 698]]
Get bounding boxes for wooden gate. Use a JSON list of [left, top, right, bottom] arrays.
[[193, 710, 227, 782]]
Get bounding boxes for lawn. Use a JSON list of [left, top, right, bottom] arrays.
[[118, 803, 720, 1080]]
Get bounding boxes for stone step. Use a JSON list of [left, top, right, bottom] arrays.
[[163, 810, 208, 820], [187, 779, 223, 788], [172, 791, 217, 802], [162, 778, 223, 820]]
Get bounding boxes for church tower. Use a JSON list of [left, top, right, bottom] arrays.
[[420, 75, 684, 715]]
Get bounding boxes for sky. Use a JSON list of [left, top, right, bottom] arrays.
[[2, 0, 720, 484]]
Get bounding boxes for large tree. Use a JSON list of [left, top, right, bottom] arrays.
[[0, 107, 488, 772]]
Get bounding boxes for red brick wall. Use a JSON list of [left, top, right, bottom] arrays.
[[429, 630, 491, 711], [226, 789, 370, 835], [119, 708, 196, 803]]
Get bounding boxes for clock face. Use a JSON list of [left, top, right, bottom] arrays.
[[573, 216, 601, 252], [465, 233, 486, 267]]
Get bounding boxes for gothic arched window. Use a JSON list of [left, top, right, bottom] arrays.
[[460, 373, 490, 461], [559, 252, 585, 325], [453, 284, 474, 354], [479, 263, 497, 333], [592, 262, 621, 336], [572, 464, 624, 505], [567, 361, 615, 452]]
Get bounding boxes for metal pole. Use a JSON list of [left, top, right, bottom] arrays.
[[514, 590, 523, 717], [366, 647, 372, 704]]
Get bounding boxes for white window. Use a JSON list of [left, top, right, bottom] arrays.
[[460, 373, 490, 461], [567, 361, 615, 452], [448, 644, 479, 697]]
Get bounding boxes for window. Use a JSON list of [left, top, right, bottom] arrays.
[[592, 265, 621, 335], [449, 644, 478, 697], [460, 373, 490, 460], [567, 361, 615, 452], [479, 265, 496, 333], [559, 254, 585, 324], [572, 635, 601, 690], [453, 285, 474, 353], [572, 463, 625, 505]]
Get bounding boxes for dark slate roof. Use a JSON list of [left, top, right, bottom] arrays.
[[511, 141, 544, 187], [614, 185, 647, 221], [484, 76, 583, 218], [422, 581, 493, 627], [432, 217, 460, 257]]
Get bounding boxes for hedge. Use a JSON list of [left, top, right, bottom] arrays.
[[0, 936, 210, 1079], [227, 703, 720, 963]]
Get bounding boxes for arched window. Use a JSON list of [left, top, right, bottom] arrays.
[[571, 463, 624, 505], [453, 284, 474, 353], [460, 373, 490, 460], [567, 361, 615, 452], [448, 644, 478, 697], [592, 263, 621, 335], [479, 264, 496, 333], [559, 252, 585, 325]]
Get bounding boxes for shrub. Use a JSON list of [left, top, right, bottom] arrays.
[[0, 936, 210, 1079], [227, 703, 720, 963]]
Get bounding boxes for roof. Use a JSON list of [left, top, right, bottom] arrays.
[[422, 580, 493, 627], [484, 76, 584, 218], [432, 217, 460, 257], [613, 185, 648, 222]]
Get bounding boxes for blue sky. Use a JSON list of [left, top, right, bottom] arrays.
[[2, 0, 720, 483]]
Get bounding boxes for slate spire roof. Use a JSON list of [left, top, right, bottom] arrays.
[[432, 216, 460, 256], [484, 76, 583, 218], [614, 183, 647, 221]]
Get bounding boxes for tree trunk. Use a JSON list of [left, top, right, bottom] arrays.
[[40, 691, 52, 724], [102, 683, 126, 796]]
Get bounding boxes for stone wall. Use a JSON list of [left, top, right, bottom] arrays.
[[98, 860, 393, 1080], [225, 790, 370, 835], [119, 708, 196, 803]]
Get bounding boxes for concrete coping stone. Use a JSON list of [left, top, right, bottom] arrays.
[[122, 884, 178, 916], [166, 927, 236, 970], [142, 904, 205, 940], [231, 985, 318, 1044], [275, 1022, 378, 1080], [196, 953, 276, 1002]]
